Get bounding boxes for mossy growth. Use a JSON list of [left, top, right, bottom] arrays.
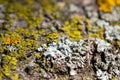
[[97, 0, 120, 12]]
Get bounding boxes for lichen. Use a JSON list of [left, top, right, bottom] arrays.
[[2, 33, 21, 46], [61, 16, 84, 41], [46, 32, 59, 43], [39, 0, 60, 19], [88, 26, 104, 39], [97, 0, 120, 12], [0, 0, 120, 79], [0, 55, 17, 79]]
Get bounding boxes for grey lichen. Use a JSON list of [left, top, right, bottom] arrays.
[[37, 37, 120, 79], [96, 20, 120, 41], [37, 37, 90, 76]]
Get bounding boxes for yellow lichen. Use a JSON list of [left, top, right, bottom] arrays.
[[1, 55, 17, 79], [61, 16, 84, 41], [11, 74, 19, 80], [2, 65, 11, 77], [35, 53, 41, 59], [39, 0, 59, 19], [38, 29, 45, 36], [117, 41, 120, 48], [46, 32, 59, 43]]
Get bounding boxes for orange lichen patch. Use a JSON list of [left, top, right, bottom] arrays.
[[2, 36, 21, 45], [11, 37, 21, 46], [116, 0, 120, 6], [97, 0, 120, 12], [2, 37, 11, 45]]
